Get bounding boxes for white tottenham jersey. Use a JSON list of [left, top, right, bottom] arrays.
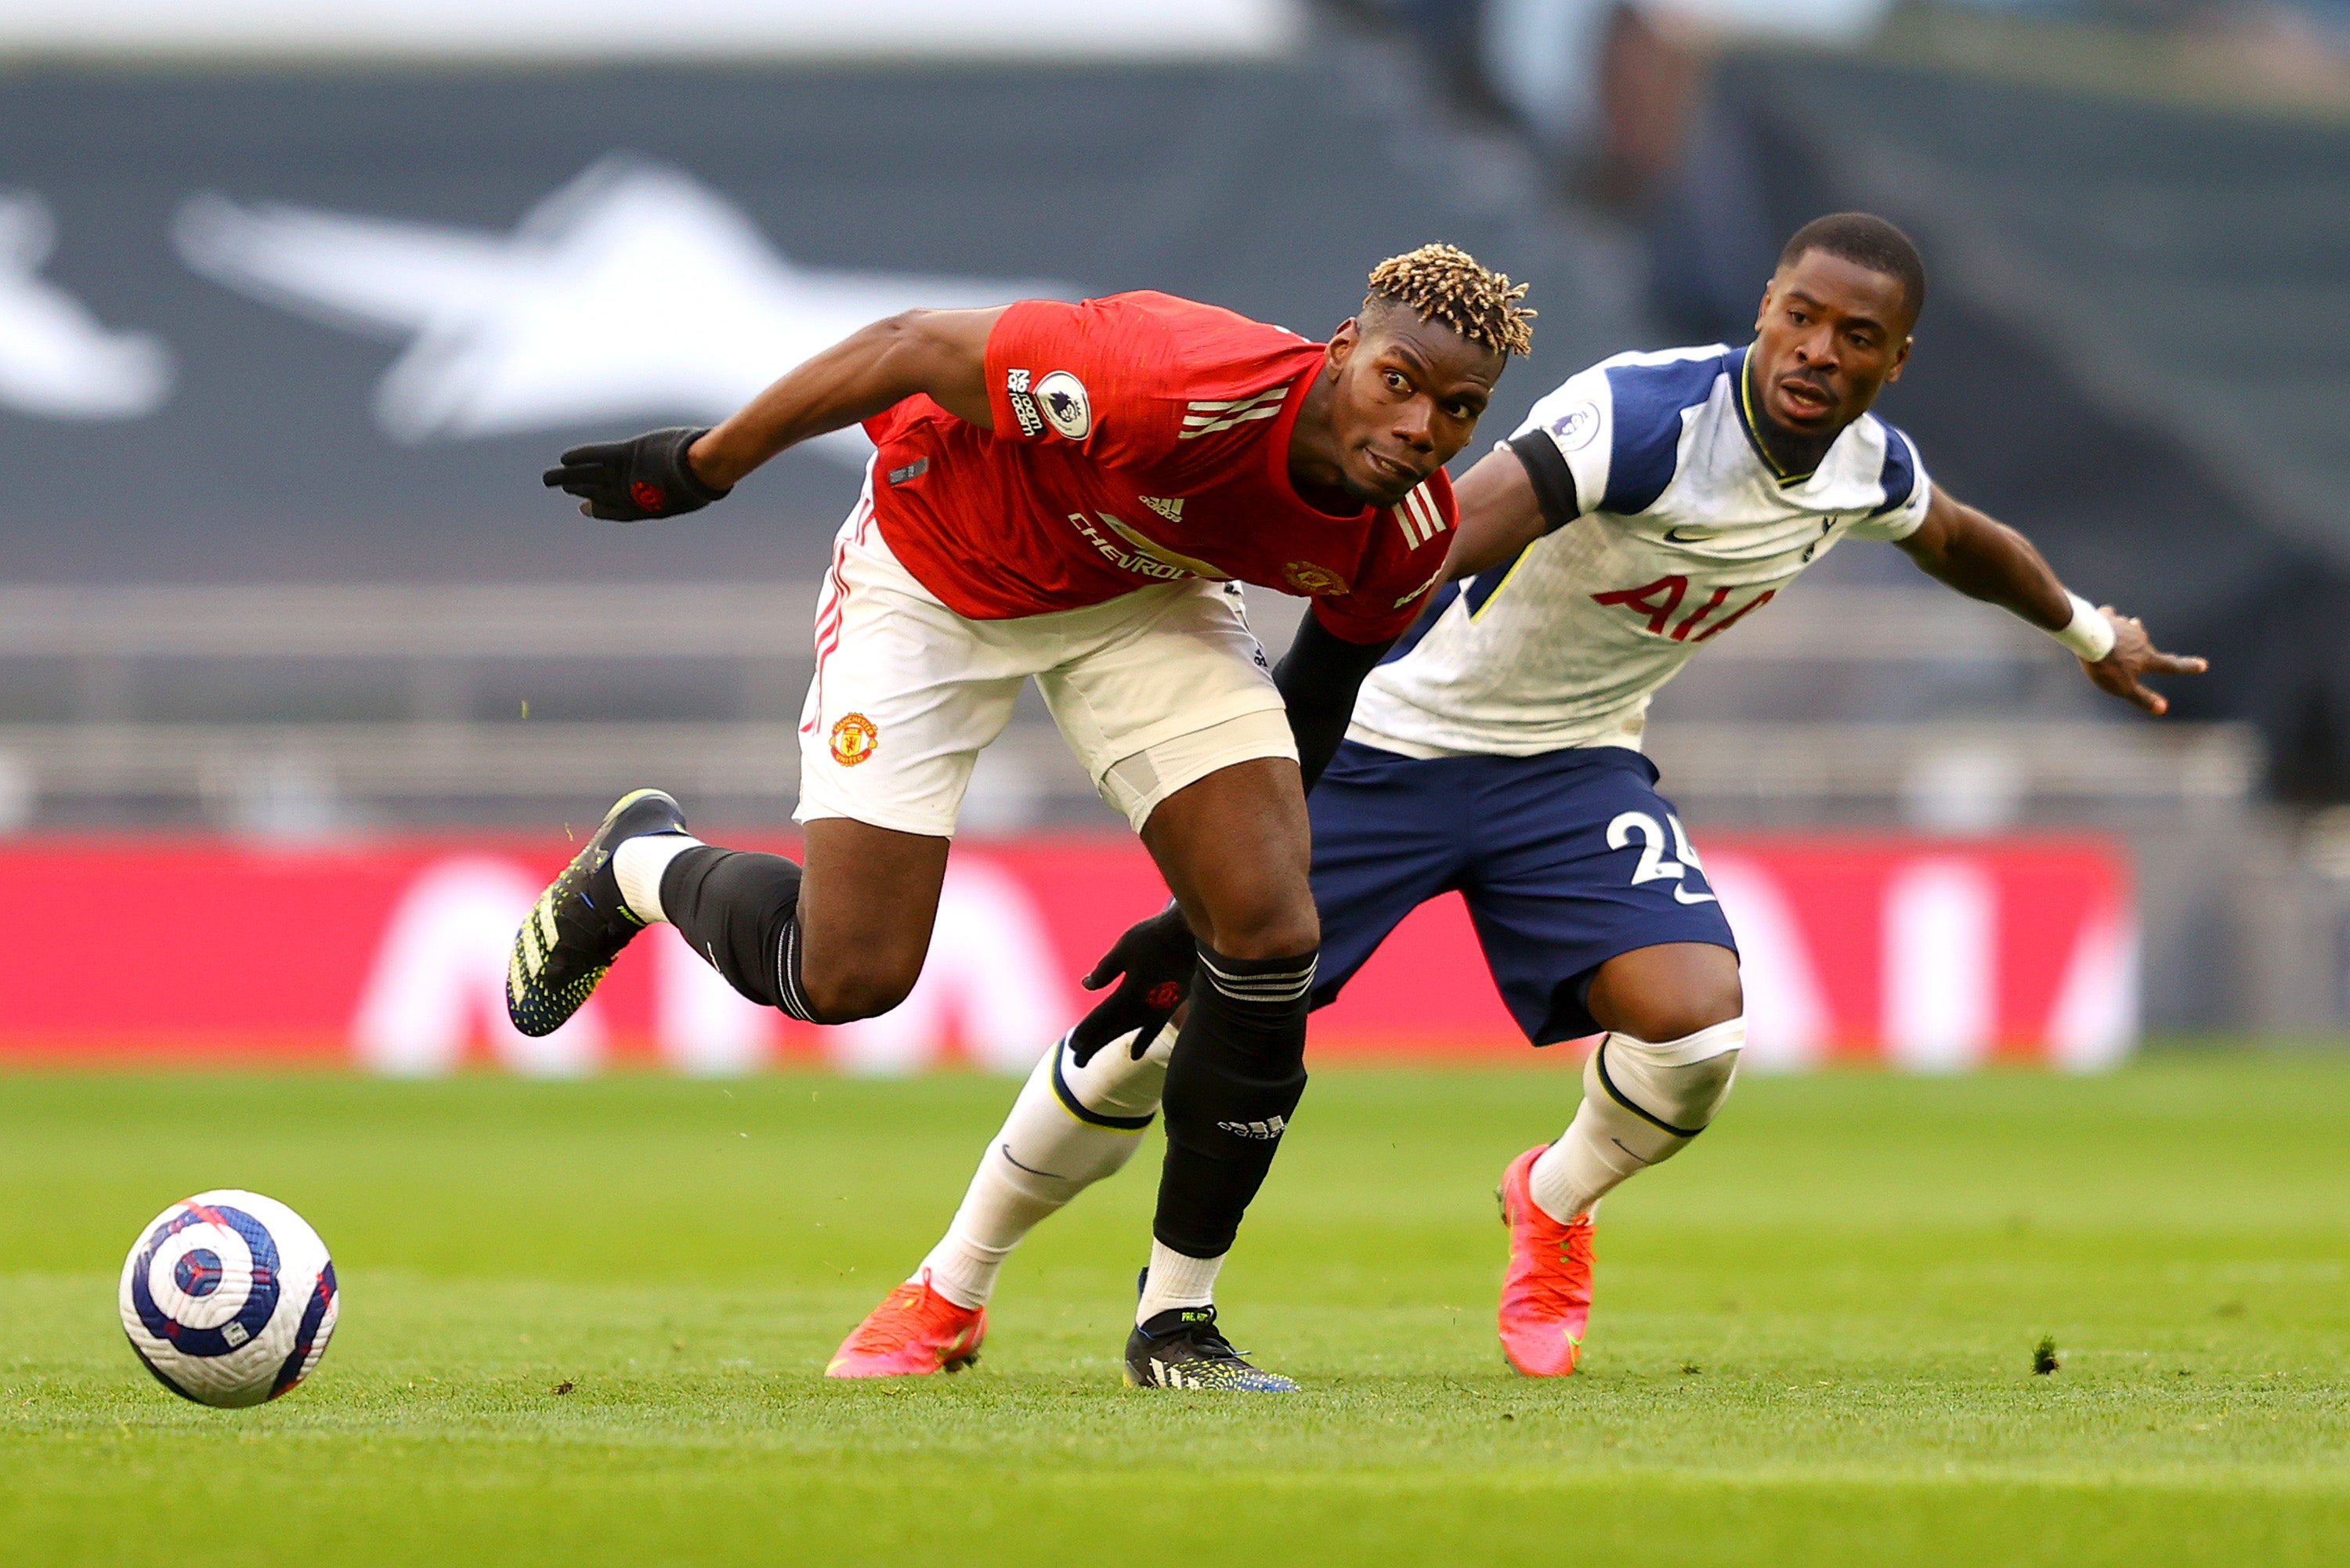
[[1349, 343, 1932, 757]]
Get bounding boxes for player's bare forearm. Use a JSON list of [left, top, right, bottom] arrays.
[[1442, 445, 1550, 581], [1896, 488, 2207, 715], [1895, 490, 2071, 630], [688, 306, 1007, 489]]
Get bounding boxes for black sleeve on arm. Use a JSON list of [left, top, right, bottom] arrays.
[[1504, 431, 1583, 533], [1272, 612, 1394, 793]]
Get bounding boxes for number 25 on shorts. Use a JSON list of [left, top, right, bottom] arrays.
[[1607, 811, 1718, 905]]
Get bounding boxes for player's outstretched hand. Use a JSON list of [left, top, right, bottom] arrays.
[[1068, 902, 1197, 1066], [2083, 607, 2207, 716], [542, 427, 732, 522]]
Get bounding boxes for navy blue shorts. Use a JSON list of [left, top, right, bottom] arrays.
[[1307, 740, 1738, 1046]]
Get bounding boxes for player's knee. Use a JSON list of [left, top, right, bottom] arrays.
[[1590, 945, 1743, 1042], [797, 952, 921, 1023], [1203, 891, 1318, 962], [1614, 987, 1741, 1045]]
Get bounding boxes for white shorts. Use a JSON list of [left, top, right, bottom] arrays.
[[794, 484, 1296, 837]]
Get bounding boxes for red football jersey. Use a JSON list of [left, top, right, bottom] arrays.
[[861, 291, 1455, 644]]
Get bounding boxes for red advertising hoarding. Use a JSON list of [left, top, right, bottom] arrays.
[[0, 834, 2133, 1072]]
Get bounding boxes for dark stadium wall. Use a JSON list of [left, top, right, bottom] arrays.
[[0, 63, 1596, 587], [1647, 52, 2350, 800]]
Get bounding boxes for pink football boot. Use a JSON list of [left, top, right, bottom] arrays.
[[1495, 1144, 1595, 1377], [825, 1270, 986, 1378]]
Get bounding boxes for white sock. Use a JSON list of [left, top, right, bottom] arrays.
[[1137, 1239, 1225, 1324], [916, 1030, 1167, 1310], [1529, 1018, 1744, 1224], [612, 833, 702, 923], [1528, 1098, 1640, 1225]]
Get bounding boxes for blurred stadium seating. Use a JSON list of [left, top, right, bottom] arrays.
[[2, 0, 2346, 1046]]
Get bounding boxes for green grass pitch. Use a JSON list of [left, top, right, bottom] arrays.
[[3, 1057, 2345, 1565]]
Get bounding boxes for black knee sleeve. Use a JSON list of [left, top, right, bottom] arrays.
[[659, 847, 818, 1020], [1153, 944, 1316, 1259]]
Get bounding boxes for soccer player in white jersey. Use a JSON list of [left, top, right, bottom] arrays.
[[828, 212, 2204, 1387]]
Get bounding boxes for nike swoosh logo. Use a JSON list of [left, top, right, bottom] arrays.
[[1664, 527, 1717, 544], [999, 1143, 1068, 1180], [1672, 884, 1719, 905]]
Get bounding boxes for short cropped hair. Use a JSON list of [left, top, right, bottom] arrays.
[[1779, 213, 1927, 324], [1365, 243, 1535, 359]]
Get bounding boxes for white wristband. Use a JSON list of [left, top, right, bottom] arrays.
[[2053, 591, 2116, 662]]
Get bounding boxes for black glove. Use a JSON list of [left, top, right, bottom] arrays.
[[1067, 902, 1197, 1067], [542, 426, 732, 521]]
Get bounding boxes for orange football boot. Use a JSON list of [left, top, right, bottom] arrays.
[[825, 1270, 986, 1378], [1495, 1143, 1594, 1377]]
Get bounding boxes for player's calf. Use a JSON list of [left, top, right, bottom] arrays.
[[612, 819, 940, 1024], [913, 1028, 1170, 1311], [1498, 1017, 1743, 1376], [832, 1027, 1167, 1372], [631, 840, 826, 1017], [1140, 942, 1315, 1337], [1530, 1018, 1743, 1225]]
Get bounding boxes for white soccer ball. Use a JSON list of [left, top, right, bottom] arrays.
[[118, 1190, 339, 1407]]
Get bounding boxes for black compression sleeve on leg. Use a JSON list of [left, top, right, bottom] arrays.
[[1152, 942, 1317, 1258], [657, 847, 820, 1021]]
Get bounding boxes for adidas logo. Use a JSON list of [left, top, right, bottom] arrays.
[[1148, 1357, 1195, 1389], [1217, 1115, 1286, 1141], [1140, 495, 1184, 522]]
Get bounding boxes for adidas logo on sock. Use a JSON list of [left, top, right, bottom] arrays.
[[1217, 1115, 1286, 1140]]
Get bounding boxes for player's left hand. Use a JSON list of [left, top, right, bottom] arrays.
[[542, 427, 732, 521], [2082, 608, 2207, 716], [1068, 903, 1196, 1066]]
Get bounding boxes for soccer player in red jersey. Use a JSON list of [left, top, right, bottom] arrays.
[[518, 247, 1535, 1387]]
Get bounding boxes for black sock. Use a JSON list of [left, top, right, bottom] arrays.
[[659, 847, 820, 1021], [1152, 943, 1318, 1258]]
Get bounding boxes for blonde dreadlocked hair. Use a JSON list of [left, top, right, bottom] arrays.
[[1365, 243, 1535, 359]]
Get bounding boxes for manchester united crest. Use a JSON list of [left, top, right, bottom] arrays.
[[830, 712, 879, 767], [1283, 560, 1350, 596]]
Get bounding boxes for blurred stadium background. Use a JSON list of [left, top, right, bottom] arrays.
[[3, 0, 2348, 1068]]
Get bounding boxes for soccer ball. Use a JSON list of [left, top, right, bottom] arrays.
[[118, 1190, 339, 1407]]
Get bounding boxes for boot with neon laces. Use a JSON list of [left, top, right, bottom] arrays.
[[1123, 1269, 1296, 1392], [826, 1271, 986, 1378], [1495, 1143, 1595, 1377], [506, 788, 690, 1038]]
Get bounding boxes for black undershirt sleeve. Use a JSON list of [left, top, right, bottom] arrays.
[[1504, 430, 1583, 533], [1271, 613, 1394, 793]]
